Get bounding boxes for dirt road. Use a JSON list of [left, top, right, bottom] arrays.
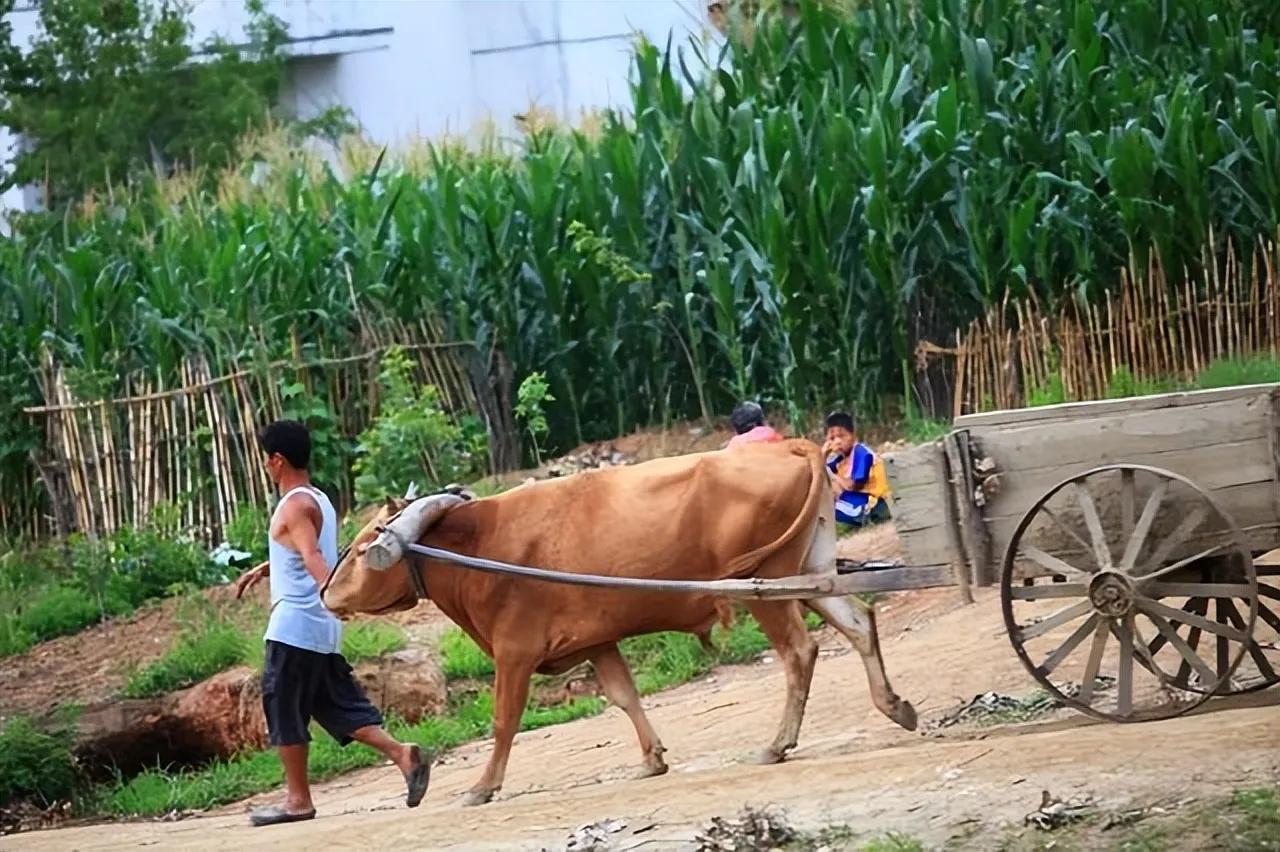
[[10, 589, 1279, 851]]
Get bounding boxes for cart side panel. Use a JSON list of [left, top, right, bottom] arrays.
[[965, 386, 1280, 566], [882, 442, 964, 581]]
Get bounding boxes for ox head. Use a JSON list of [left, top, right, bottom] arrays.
[[322, 492, 466, 617]]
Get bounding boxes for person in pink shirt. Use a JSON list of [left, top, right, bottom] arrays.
[[726, 401, 784, 449]]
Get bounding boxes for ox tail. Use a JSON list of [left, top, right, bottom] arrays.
[[723, 440, 828, 578]]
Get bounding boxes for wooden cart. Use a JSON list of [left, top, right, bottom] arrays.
[[885, 382, 1280, 721]]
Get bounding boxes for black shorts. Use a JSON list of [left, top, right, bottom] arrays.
[[261, 640, 383, 747]]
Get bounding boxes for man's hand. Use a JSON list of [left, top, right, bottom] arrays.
[[235, 561, 269, 599], [821, 437, 839, 457]]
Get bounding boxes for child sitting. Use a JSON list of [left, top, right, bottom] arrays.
[[726, 401, 784, 449], [821, 410, 891, 527]]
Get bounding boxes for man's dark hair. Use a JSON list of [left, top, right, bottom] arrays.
[[258, 420, 311, 470], [824, 410, 855, 433], [730, 401, 766, 435]]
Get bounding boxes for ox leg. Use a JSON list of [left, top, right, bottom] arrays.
[[804, 596, 917, 731], [744, 600, 818, 765], [590, 644, 669, 779], [463, 655, 536, 807]]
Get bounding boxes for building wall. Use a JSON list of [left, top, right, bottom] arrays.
[[1, 0, 709, 228]]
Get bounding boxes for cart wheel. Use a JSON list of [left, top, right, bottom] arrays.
[[1001, 464, 1259, 722]]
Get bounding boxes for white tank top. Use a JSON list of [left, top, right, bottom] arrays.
[[264, 485, 342, 654]]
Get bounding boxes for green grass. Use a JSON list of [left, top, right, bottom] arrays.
[[0, 716, 79, 807], [1194, 355, 1280, 390], [341, 622, 407, 664], [122, 618, 254, 699], [861, 834, 925, 852], [439, 628, 496, 680], [902, 414, 951, 444]]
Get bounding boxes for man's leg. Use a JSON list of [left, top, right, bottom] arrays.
[[315, 654, 430, 807], [253, 642, 320, 825], [277, 743, 313, 813], [350, 724, 415, 773]]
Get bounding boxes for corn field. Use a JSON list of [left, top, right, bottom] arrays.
[[5, 0, 1280, 537]]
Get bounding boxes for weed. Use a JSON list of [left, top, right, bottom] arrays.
[[0, 717, 79, 807], [340, 621, 407, 664], [1027, 372, 1068, 407], [122, 615, 253, 699], [1195, 355, 1280, 390], [861, 832, 925, 852], [439, 628, 495, 680], [903, 414, 950, 444]]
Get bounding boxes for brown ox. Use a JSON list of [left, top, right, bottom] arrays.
[[323, 440, 917, 805]]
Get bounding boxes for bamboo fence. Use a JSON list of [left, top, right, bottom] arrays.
[[19, 321, 511, 543], [928, 239, 1280, 417]]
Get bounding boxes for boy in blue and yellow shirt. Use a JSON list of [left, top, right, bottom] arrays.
[[821, 411, 891, 528]]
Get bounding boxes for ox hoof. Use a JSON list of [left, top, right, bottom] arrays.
[[752, 748, 787, 766], [891, 699, 918, 732], [633, 761, 669, 780], [462, 789, 495, 807]]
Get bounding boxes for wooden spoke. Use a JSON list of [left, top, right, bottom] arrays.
[[1260, 584, 1280, 601], [1068, 482, 1112, 570], [1215, 601, 1231, 680], [1118, 480, 1168, 573], [1018, 544, 1092, 580], [1116, 615, 1135, 716], [1144, 609, 1219, 686], [1077, 618, 1110, 706], [1042, 506, 1100, 565], [1217, 599, 1278, 682], [1040, 613, 1100, 675], [1120, 468, 1136, 542], [1125, 618, 1168, 684], [1140, 582, 1253, 599], [1009, 582, 1088, 601], [1137, 597, 1249, 642], [1138, 542, 1230, 582], [1018, 599, 1095, 641], [1139, 506, 1208, 577], [1256, 600, 1280, 634], [1146, 598, 1202, 657], [1171, 615, 1203, 689]]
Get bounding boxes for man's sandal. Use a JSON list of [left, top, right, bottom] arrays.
[[249, 805, 317, 827]]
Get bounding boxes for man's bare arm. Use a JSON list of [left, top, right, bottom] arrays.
[[280, 496, 331, 588]]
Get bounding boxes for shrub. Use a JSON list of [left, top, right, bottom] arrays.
[[16, 585, 102, 643], [0, 717, 79, 806], [352, 347, 486, 505]]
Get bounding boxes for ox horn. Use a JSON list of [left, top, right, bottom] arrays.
[[364, 494, 465, 571]]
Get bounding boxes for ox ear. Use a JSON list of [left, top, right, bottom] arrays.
[[384, 495, 400, 513], [403, 481, 419, 501]]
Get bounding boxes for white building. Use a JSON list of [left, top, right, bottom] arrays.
[[1, 0, 711, 227]]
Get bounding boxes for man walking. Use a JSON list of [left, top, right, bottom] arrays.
[[235, 419, 428, 826]]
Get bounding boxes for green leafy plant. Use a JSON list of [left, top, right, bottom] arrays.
[[352, 347, 485, 504], [0, 716, 79, 807], [515, 372, 556, 465], [278, 379, 348, 493]]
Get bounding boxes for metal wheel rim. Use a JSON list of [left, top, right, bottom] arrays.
[[1000, 463, 1259, 723]]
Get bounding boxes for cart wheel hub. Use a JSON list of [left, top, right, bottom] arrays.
[[1088, 570, 1135, 618]]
